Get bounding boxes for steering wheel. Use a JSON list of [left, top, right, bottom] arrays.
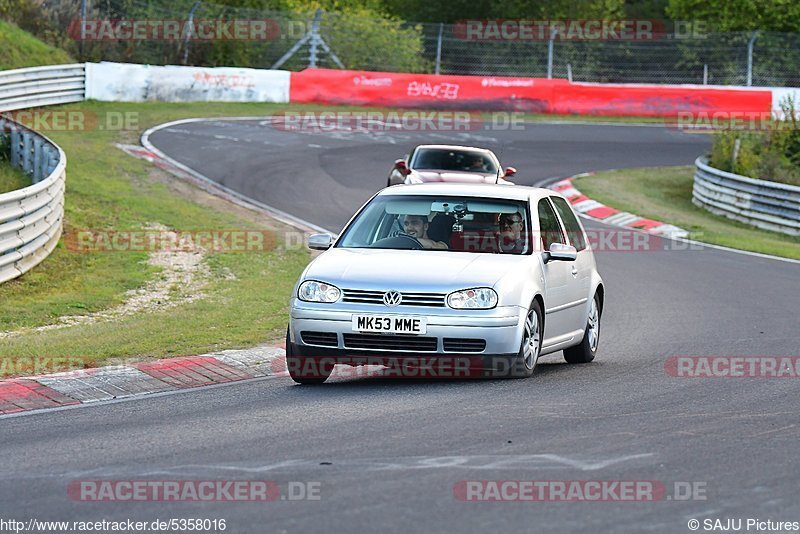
[[396, 232, 424, 249], [369, 232, 424, 250]]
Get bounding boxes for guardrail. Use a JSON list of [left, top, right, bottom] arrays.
[[693, 156, 800, 236], [0, 64, 86, 112], [0, 65, 78, 284]]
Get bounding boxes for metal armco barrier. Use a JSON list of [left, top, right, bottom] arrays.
[[0, 64, 86, 112], [693, 157, 800, 236], [0, 64, 77, 284]]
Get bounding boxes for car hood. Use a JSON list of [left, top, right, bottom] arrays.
[[411, 170, 499, 184], [303, 248, 524, 291]]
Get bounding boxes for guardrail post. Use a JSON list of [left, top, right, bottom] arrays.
[[0, 119, 8, 159], [10, 129, 20, 168], [48, 148, 58, 175], [33, 137, 43, 183], [39, 145, 49, 179], [21, 131, 32, 175]]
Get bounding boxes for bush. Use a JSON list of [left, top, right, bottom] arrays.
[[710, 97, 800, 186]]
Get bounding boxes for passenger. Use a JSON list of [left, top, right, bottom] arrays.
[[402, 215, 448, 249], [497, 212, 526, 253]]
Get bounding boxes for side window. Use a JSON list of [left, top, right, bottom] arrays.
[[551, 196, 587, 251], [537, 198, 566, 250]]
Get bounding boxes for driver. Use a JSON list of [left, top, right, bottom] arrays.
[[465, 154, 488, 172], [402, 215, 448, 249]]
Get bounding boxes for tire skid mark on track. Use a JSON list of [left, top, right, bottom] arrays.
[[3, 453, 656, 479]]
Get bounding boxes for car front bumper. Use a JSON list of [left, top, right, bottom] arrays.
[[289, 301, 525, 370]]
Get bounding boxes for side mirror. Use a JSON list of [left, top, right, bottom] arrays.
[[394, 159, 411, 176], [308, 233, 333, 250], [544, 242, 577, 263], [504, 166, 517, 177]]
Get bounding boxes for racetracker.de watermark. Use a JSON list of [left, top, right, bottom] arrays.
[[0, 110, 139, 132], [0, 356, 91, 377], [453, 480, 707, 501], [665, 111, 800, 132], [67, 480, 321, 502], [279, 356, 487, 379], [271, 111, 527, 133], [453, 19, 707, 41], [401, 229, 701, 253], [67, 19, 281, 41], [665, 356, 800, 378], [454, 19, 666, 41], [63, 229, 278, 253]]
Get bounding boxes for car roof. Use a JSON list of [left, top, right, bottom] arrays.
[[413, 144, 495, 154], [379, 182, 560, 202]]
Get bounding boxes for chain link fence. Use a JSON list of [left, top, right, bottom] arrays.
[[25, 0, 800, 87]]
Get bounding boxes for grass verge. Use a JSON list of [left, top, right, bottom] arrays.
[[573, 166, 800, 260], [0, 161, 29, 194], [0, 101, 318, 371]]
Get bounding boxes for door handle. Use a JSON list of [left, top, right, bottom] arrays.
[[571, 266, 578, 276]]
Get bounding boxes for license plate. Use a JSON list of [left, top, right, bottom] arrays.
[[351, 315, 427, 334]]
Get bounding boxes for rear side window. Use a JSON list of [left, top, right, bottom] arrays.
[[537, 198, 566, 250], [551, 196, 587, 251]]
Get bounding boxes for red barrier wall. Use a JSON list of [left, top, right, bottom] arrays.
[[289, 69, 773, 117], [290, 69, 567, 112], [552, 83, 772, 117]]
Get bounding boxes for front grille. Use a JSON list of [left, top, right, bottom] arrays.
[[443, 338, 486, 353], [300, 331, 338, 347], [343, 333, 438, 352], [342, 289, 446, 307]]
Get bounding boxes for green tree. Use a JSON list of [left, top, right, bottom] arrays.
[[667, 0, 800, 32], [380, 0, 624, 23]]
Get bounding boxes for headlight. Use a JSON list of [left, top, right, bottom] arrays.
[[447, 288, 498, 309], [298, 280, 341, 303]]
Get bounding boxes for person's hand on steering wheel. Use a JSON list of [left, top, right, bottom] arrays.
[[397, 232, 424, 249]]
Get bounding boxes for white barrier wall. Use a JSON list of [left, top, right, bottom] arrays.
[[771, 88, 800, 115], [85, 62, 290, 103]]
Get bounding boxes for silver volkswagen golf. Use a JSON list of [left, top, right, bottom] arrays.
[[286, 183, 604, 384]]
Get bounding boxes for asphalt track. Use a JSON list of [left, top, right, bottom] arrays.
[[2, 120, 799, 533]]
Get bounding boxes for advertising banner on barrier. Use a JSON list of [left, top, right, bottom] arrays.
[[551, 82, 773, 117], [86, 62, 290, 103], [290, 69, 568, 112], [290, 68, 774, 117]]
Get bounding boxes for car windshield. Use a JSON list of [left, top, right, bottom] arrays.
[[410, 148, 498, 174], [336, 195, 531, 254]]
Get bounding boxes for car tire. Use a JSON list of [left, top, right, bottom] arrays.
[[505, 300, 543, 378], [285, 326, 334, 384], [563, 292, 601, 364]]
